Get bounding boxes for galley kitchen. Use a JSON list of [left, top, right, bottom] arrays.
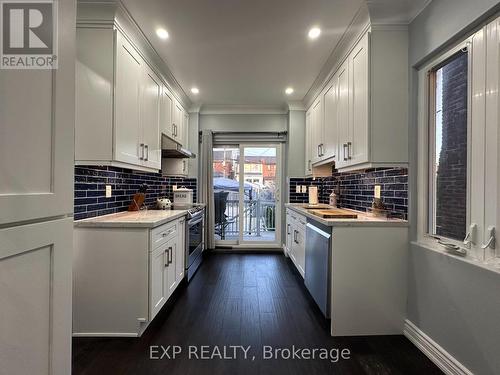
[[1, 0, 500, 375]]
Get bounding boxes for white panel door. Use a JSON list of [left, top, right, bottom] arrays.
[[305, 109, 313, 174], [322, 78, 338, 161], [173, 101, 183, 143], [176, 218, 186, 282], [311, 98, 323, 164], [336, 60, 350, 169], [161, 86, 174, 138], [141, 66, 161, 170], [0, 1, 74, 224], [349, 33, 369, 166], [150, 246, 166, 319], [0, 218, 72, 375], [114, 31, 143, 167], [164, 237, 177, 296]]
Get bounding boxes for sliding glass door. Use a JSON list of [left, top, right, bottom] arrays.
[[213, 144, 281, 247]]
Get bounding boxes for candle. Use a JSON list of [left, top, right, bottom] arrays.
[[374, 185, 381, 199]]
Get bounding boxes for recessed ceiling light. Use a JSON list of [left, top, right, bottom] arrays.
[[285, 87, 294, 95], [308, 27, 321, 40], [191, 87, 200, 94], [156, 28, 169, 40]]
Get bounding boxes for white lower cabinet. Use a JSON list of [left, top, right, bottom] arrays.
[[286, 209, 306, 277], [74, 216, 186, 337]]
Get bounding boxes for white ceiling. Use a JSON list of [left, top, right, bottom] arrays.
[[122, 0, 363, 108]]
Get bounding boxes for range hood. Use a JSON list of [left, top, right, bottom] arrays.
[[161, 133, 195, 159]]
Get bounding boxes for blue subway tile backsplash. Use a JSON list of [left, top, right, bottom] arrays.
[[289, 167, 408, 219], [74, 166, 197, 221]]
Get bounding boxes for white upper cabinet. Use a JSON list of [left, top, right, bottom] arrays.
[[306, 28, 408, 173], [322, 77, 339, 162], [348, 33, 369, 166], [76, 11, 190, 172], [141, 65, 162, 170], [115, 31, 143, 167], [161, 86, 174, 138], [336, 60, 350, 169]]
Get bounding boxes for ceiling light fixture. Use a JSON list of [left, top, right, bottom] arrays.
[[285, 87, 294, 95], [308, 27, 321, 40], [156, 28, 169, 40], [191, 87, 200, 94]]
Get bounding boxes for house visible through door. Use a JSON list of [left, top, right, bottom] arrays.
[[213, 144, 281, 247]]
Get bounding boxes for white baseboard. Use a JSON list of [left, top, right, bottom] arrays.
[[404, 320, 473, 375]]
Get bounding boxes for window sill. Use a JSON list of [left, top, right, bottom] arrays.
[[411, 238, 500, 275]]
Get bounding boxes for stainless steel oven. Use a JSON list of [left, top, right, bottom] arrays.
[[186, 207, 204, 281]]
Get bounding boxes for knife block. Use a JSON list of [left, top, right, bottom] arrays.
[[128, 193, 145, 211]]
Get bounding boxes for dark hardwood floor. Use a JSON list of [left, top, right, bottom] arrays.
[[73, 252, 443, 375]]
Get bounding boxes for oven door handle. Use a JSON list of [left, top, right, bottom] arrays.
[[188, 216, 203, 227]]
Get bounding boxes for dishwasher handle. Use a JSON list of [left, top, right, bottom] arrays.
[[306, 222, 331, 239]]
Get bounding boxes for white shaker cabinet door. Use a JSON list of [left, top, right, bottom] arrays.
[[336, 60, 350, 169], [161, 86, 174, 138], [150, 246, 167, 320], [114, 31, 143, 167], [141, 66, 162, 170], [176, 218, 186, 282], [322, 79, 338, 161], [0, 218, 73, 375], [349, 33, 369, 166], [0, 1, 74, 224]]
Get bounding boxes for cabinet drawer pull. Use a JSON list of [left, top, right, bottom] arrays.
[[343, 143, 348, 161], [168, 246, 173, 264], [140, 143, 145, 160]]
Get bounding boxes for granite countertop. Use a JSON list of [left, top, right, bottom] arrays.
[[285, 203, 408, 227], [74, 209, 189, 228]]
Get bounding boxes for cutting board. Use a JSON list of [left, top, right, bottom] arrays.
[[310, 208, 358, 219]]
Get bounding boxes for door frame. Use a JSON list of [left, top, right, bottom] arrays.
[[214, 143, 283, 249]]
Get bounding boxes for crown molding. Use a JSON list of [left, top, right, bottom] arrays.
[[199, 105, 288, 115], [303, 3, 370, 109], [287, 101, 305, 111], [76, 0, 192, 110]]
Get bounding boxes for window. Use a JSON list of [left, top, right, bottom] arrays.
[[418, 18, 500, 268], [429, 51, 469, 241]]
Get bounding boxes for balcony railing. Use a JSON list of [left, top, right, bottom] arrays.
[[216, 198, 276, 240]]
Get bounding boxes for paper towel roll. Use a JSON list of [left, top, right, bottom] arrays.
[[308, 186, 318, 205]]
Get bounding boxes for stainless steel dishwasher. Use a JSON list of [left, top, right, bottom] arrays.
[[305, 219, 332, 317]]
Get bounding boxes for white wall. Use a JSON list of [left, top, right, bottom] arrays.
[[286, 110, 306, 178], [199, 114, 287, 132], [407, 1, 500, 374]]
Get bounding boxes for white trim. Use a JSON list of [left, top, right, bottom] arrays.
[[74, 160, 160, 173], [287, 101, 306, 111], [200, 105, 287, 115], [404, 320, 473, 375], [407, 0, 433, 24], [303, 4, 370, 109]]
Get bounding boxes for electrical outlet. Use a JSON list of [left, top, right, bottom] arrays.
[[295, 185, 301, 193], [173, 185, 177, 191], [105, 185, 112, 198], [301, 185, 307, 193]]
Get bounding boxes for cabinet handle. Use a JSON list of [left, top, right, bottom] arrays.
[[182, 160, 186, 173], [144, 144, 149, 161], [347, 142, 352, 160], [343, 143, 348, 161], [168, 246, 173, 264], [287, 224, 290, 235], [139, 143, 144, 160]]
